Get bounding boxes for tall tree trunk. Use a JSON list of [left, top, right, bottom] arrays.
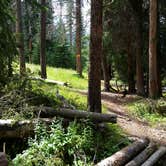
[[16, 0, 26, 75], [149, 0, 159, 98], [102, 49, 110, 92], [88, 0, 103, 113], [135, 1, 145, 96], [127, 45, 135, 93], [76, 0, 82, 76], [28, 36, 32, 64], [8, 56, 13, 77], [40, 0, 47, 79], [69, 0, 73, 50], [157, 2, 162, 96]]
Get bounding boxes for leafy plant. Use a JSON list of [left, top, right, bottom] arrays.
[[13, 119, 129, 166], [13, 120, 94, 166]]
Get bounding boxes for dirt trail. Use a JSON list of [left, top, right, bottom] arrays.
[[75, 90, 166, 145], [102, 92, 166, 145]]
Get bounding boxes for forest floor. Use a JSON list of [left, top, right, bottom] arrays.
[[102, 92, 166, 145], [75, 89, 166, 145], [27, 64, 166, 145]]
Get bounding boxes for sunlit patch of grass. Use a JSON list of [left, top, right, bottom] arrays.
[[27, 64, 88, 89]]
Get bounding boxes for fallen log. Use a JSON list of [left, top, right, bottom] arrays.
[[0, 108, 116, 138], [38, 107, 117, 123], [125, 143, 157, 166], [30, 77, 70, 86], [0, 118, 52, 138], [141, 146, 166, 166], [96, 139, 149, 166]]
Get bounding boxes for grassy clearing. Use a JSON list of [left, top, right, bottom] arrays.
[[27, 64, 88, 90], [126, 98, 166, 127]]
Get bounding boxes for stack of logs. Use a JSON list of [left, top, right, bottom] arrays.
[[96, 139, 166, 166]]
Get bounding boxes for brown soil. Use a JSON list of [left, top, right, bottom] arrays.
[[75, 89, 166, 145], [102, 92, 166, 145]]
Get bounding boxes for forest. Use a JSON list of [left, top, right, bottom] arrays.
[[0, 0, 166, 165]]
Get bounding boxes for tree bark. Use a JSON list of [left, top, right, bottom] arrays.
[[142, 146, 166, 166], [157, 3, 162, 97], [76, 0, 82, 76], [125, 143, 156, 166], [16, 0, 26, 75], [135, 0, 145, 96], [96, 139, 149, 166], [88, 0, 103, 113], [127, 46, 135, 93], [69, 0, 74, 50], [102, 49, 110, 92], [40, 0, 47, 79], [149, 0, 159, 98], [28, 36, 32, 64]]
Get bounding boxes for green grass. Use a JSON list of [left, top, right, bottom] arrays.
[[27, 64, 88, 90], [127, 98, 166, 127]]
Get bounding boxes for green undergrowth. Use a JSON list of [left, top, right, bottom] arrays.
[[12, 119, 130, 166], [27, 64, 88, 90], [31, 79, 87, 111], [0, 75, 88, 120], [0, 71, 131, 165], [0, 76, 61, 120], [127, 98, 166, 128]]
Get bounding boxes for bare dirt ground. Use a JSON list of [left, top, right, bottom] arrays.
[[102, 92, 166, 145], [75, 90, 166, 145]]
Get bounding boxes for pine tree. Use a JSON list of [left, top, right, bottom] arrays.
[[40, 0, 47, 79], [149, 0, 160, 98], [16, 0, 26, 75], [88, 0, 103, 113]]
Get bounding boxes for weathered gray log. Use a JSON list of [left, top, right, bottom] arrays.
[[141, 146, 166, 166], [0, 119, 52, 138], [38, 107, 117, 123], [0, 152, 8, 166], [96, 139, 149, 166], [0, 108, 116, 138], [30, 77, 69, 86], [125, 143, 157, 166]]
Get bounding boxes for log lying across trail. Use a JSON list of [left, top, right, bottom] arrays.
[[125, 143, 157, 166], [0, 108, 116, 138], [38, 107, 117, 123], [96, 139, 149, 166], [0, 119, 52, 138], [142, 146, 166, 166]]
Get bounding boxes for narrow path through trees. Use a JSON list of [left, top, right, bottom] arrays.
[[74, 89, 166, 145]]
